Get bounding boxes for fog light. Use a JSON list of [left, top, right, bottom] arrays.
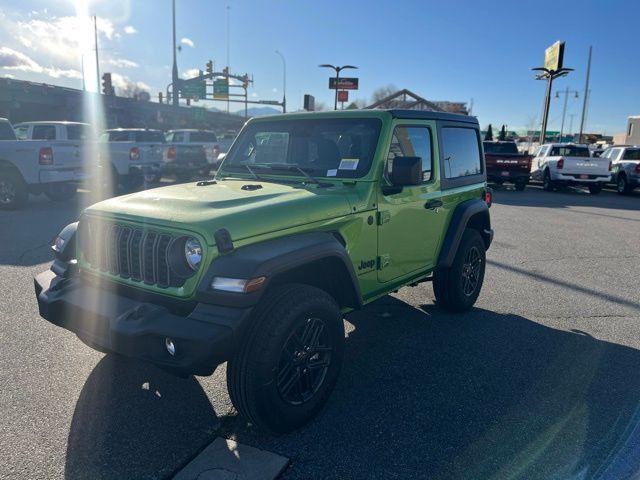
[[165, 337, 176, 356]]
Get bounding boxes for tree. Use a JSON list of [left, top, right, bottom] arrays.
[[499, 124, 507, 141], [371, 84, 398, 104], [485, 124, 493, 141], [346, 99, 367, 110]]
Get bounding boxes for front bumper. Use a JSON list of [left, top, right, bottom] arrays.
[[34, 269, 252, 376]]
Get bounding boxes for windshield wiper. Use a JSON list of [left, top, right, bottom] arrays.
[[253, 163, 325, 186]]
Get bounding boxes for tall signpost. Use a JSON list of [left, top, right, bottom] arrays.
[[578, 46, 593, 144], [319, 64, 358, 110], [532, 41, 573, 144]]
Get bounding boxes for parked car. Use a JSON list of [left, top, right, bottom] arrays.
[[163, 129, 215, 180], [35, 109, 493, 433], [99, 128, 164, 191], [602, 145, 640, 195], [0, 118, 88, 208], [531, 143, 611, 194], [483, 140, 532, 191]]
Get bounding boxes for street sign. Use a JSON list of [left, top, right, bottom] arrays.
[[213, 78, 229, 99], [181, 80, 206, 99], [544, 41, 565, 72], [329, 77, 359, 90], [337, 90, 349, 103], [303, 94, 315, 111], [259, 100, 281, 105]]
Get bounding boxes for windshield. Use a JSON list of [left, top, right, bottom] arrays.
[[483, 142, 519, 154], [221, 118, 381, 179], [550, 145, 590, 157]]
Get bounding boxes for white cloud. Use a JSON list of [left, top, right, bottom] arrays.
[[0, 46, 81, 79], [111, 72, 150, 94], [272, 87, 278, 93], [105, 58, 138, 68], [181, 68, 201, 79], [180, 37, 194, 48], [123, 25, 137, 34]]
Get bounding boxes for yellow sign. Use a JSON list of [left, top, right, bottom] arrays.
[[544, 41, 565, 72]]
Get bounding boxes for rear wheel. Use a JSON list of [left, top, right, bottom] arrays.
[[227, 284, 344, 433], [514, 180, 527, 191], [0, 170, 28, 209], [617, 175, 631, 195], [44, 182, 77, 201], [433, 228, 486, 312], [588, 184, 602, 195], [542, 170, 554, 191]]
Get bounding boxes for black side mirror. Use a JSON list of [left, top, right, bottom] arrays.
[[389, 156, 422, 187]]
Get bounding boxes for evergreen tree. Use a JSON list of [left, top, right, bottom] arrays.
[[499, 125, 507, 141], [485, 124, 493, 141]]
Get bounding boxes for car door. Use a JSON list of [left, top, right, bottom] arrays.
[[377, 121, 446, 283]]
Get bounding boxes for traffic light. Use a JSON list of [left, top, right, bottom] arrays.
[[206, 60, 213, 75], [101, 72, 114, 95]]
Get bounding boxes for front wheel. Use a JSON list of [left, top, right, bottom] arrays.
[[0, 171, 28, 209], [588, 184, 603, 195], [433, 228, 486, 312], [227, 284, 344, 434], [44, 182, 77, 201]]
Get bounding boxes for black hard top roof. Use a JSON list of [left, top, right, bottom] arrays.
[[388, 109, 478, 125]]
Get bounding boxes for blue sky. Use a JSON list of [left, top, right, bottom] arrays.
[[1, 0, 638, 134]]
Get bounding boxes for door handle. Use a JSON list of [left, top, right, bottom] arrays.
[[424, 199, 443, 210]]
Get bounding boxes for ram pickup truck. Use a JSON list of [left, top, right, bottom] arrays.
[[602, 145, 640, 195], [0, 118, 89, 208], [34, 109, 493, 433], [163, 129, 215, 181], [483, 140, 532, 190], [531, 143, 611, 194], [99, 128, 164, 191]]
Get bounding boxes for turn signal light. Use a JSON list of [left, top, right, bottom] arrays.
[[557, 158, 564, 169], [484, 189, 493, 207], [39, 147, 54, 165]]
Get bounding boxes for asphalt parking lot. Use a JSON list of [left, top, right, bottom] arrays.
[[1, 183, 640, 479]]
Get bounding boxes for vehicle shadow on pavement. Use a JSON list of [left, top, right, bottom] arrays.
[[64, 355, 219, 480], [225, 297, 640, 480]]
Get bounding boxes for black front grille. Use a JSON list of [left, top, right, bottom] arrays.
[[79, 218, 181, 288]]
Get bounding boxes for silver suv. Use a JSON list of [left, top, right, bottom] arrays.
[[602, 146, 640, 195]]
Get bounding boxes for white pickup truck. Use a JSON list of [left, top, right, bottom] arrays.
[[531, 143, 611, 194], [0, 119, 89, 209], [99, 128, 164, 191]]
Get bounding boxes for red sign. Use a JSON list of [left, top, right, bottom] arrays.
[[337, 90, 349, 103], [329, 77, 359, 90]]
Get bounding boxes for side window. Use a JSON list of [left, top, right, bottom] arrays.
[[32, 125, 56, 140], [386, 126, 433, 182], [533, 147, 542, 157], [14, 126, 28, 140], [173, 132, 185, 143], [165, 132, 174, 142], [441, 127, 482, 179]]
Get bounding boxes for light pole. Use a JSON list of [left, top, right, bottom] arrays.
[[275, 50, 286, 113], [555, 86, 579, 141], [171, 0, 179, 108], [319, 64, 358, 110]]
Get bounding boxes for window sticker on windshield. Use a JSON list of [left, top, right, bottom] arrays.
[[338, 158, 359, 170], [326, 169, 337, 177]]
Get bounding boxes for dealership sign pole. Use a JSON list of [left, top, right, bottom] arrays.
[[319, 64, 358, 110], [532, 41, 573, 144]]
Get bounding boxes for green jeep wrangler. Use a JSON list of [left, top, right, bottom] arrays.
[[35, 110, 493, 433]]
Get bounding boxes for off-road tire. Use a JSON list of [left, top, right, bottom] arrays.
[[617, 175, 632, 195], [433, 228, 486, 312], [542, 170, 554, 192], [0, 170, 28, 209], [514, 180, 527, 191], [227, 284, 344, 434], [588, 184, 602, 195], [44, 182, 77, 202]]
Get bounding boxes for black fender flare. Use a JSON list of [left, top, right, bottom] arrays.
[[196, 232, 362, 309], [437, 199, 493, 269]]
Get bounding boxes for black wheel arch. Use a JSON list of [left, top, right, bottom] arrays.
[[196, 232, 362, 310], [437, 199, 493, 269], [0, 158, 26, 182]]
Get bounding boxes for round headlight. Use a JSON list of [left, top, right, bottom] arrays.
[[184, 237, 202, 270]]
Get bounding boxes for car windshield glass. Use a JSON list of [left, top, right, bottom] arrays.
[[190, 132, 217, 142], [483, 142, 519, 154], [550, 146, 590, 157], [221, 118, 382, 179], [623, 149, 640, 160]]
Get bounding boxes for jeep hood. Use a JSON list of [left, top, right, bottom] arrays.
[[84, 179, 353, 245]]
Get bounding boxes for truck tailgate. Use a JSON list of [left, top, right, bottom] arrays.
[[556, 156, 610, 176]]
